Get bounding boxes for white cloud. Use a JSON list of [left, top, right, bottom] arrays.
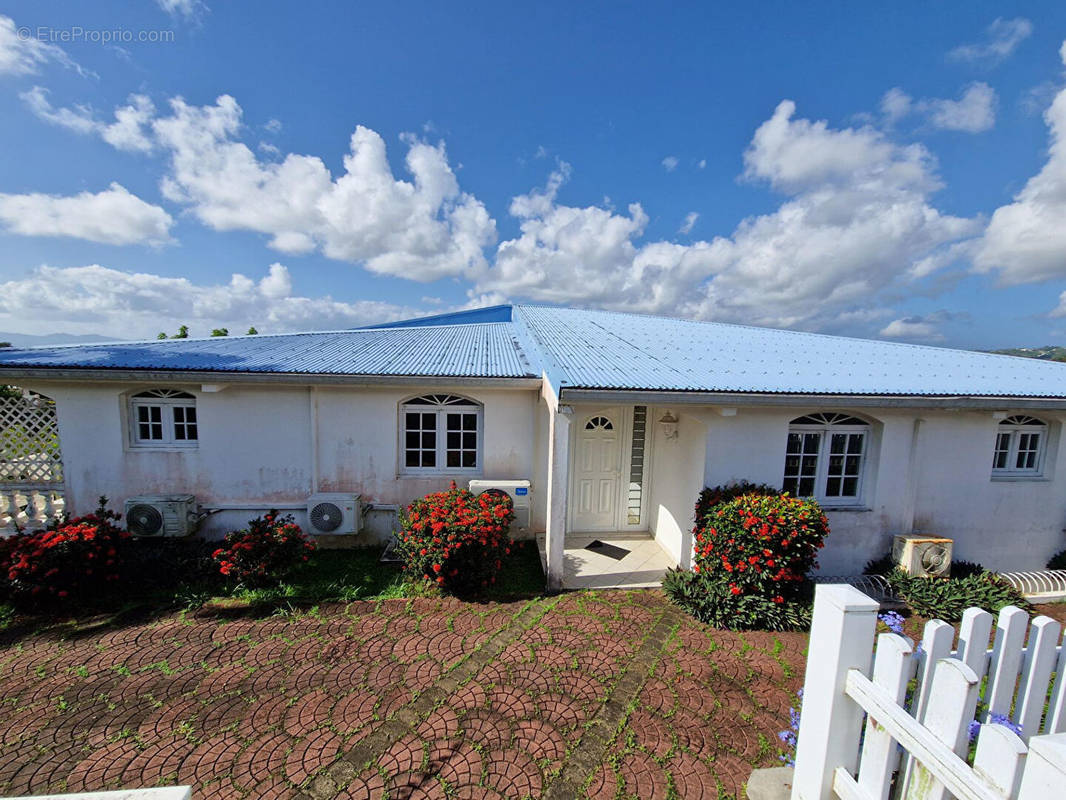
[[879, 317, 942, 340], [150, 95, 496, 280], [661, 155, 679, 172], [923, 82, 997, 132], [0, 262, 414, 338], [18, 85, 990, 335], [21, 87, 155, 152], [478, 99, 978, 331], [878, 310, 963, 341], [949, 17, 1032, 65], [22, 94, 495, 278], [880, 87, 913, 123], [697, 159, 706, 169], [0, 14, 89, 77], [679, 211, 699, 235], [156, 0, 206, 21], [0, 183, 173, 246], [879, 83, 996, 133], [264, 118, 282, 134], [975, 43, 1066, 285]]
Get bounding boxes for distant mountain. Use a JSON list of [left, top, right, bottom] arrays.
[[0, 331, 123, 348], [989, 346, 1066, 362]]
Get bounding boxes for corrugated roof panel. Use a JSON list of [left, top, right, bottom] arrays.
[[5, 305, 1066, 398], [0, 323, 535, 378], [514, 306, 1066, 397]]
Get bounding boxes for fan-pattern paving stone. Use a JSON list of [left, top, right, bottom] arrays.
[[0, 589, 809, 798]]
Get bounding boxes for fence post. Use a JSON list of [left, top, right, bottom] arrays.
[[791, 584, 880, 800], [1017, 733, 1066, 799]]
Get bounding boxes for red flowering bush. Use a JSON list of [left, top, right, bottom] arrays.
[[4, 500, 130, 603], [212, 511, 315, 587], [397, 482, 514, 594], [692, 481, 779, 536], [665, 492, 829, 630]]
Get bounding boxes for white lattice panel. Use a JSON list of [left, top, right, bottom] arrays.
[[0, 391, 63, 483]]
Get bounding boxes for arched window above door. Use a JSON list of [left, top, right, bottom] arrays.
[[585, 416, 614, 431]]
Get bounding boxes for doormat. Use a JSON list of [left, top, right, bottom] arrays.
[[585, 540, 630, 560]]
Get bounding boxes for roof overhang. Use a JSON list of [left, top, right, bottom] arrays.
[[0, 367, 542, 389], [559, 388, 1066, 410]]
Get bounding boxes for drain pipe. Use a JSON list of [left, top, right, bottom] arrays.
[[900, 418, 923, 534], [310, 385, 320, 494]]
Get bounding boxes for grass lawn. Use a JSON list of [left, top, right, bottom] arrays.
[[0, 540, 547, 632], [227, 541, 545, 607]]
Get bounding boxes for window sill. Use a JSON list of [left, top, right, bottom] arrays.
[[990, 474, 1049, 483], [397, 472, 483, 480], [128, 445, 199, 453], [822, 506, 872, 513]]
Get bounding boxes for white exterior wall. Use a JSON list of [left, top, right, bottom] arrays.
[[646, 407, 707, 568], [24, 381, 543, 540], [16, 379, 1066, 576], [701, 406, 1066, 574]]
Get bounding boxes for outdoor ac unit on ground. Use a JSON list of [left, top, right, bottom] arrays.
[[124, 495, 198, 538], [306, 493, 362, 535], [468, 479, 532, 532], [893, 535, 953, 577]]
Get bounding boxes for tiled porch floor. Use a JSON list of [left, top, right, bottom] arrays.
[[536, 533, 677, 589]]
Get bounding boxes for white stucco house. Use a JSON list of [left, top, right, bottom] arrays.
[[2, 304, 1066, 589]]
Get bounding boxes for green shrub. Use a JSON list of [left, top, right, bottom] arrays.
[[666, 492, 829, 630], [396, 482, 514, 595], [692, 481, 780, 533], [212, 511, 316, 588], [663, 568, 812, 631], [1048, 549, 1066, 570], [885, 568, 1028, 622], [3, 501, 131, 604]]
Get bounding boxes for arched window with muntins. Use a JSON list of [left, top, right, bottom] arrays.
[[400, 394, 483, 474], [782, 412, 870, 504], [585, 416, 614, 431], [993, 415, 1047, 476], [130, 389, 198, 447]]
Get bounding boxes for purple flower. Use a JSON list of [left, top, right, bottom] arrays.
[[970, 713, 1023, 742], [878, 611, 905, 635]]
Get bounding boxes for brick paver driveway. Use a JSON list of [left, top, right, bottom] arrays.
[[0, 590, 805, 799]]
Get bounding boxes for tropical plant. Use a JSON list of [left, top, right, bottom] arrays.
[[396, 482, 514, 594], [212, 511, 315, 587]]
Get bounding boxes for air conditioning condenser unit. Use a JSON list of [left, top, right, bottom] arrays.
[[892, 535, 953, 578], [125, 495, 198, 538], [468, 479, 532, 535], [306, 493, 362, 535]]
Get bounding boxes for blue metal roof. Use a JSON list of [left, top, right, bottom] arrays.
[[512, 305, 1066, 397], [0, 323, 536, 378], [2, 304, 1066, 398]]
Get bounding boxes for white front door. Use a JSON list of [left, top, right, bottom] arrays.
[[571, 410, 623, 531]]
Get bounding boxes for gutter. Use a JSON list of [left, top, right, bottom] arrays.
[[559, 388, 1066, 411], [0, 367, 542, 389]]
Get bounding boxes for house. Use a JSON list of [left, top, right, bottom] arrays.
[[2, 304, 1066, 590]]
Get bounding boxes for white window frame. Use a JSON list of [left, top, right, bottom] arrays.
[[398, 394, 483, 476], [991, 415, 1048, 478], [782, 413, 870, 507], [129, 389, 198, 449]]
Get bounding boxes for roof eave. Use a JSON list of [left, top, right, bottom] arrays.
[[559, 387, 1066, 410], [0, 366, 542, 389]]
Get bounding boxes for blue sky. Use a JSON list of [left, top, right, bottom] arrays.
[[1, 2, 1066, 348]]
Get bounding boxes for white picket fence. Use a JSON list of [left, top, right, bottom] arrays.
[[792, 585, 1066, 800]]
